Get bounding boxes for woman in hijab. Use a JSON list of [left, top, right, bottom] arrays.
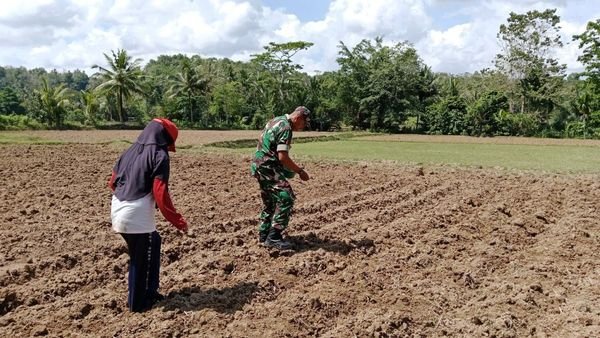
[[108, 118, 188, 312]]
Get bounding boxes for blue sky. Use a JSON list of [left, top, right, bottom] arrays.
[[262, 0, 332, 21], [0, 0, 598, 75], [262, 0, 473, 30]]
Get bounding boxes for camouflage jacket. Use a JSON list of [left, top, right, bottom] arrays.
[[251, 115, 294, 177]]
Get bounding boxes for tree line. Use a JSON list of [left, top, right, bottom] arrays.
[[1, 9, 599, 138]]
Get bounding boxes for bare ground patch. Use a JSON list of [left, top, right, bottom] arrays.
[[3, 130, 335, 147], [0, 144, 598, 337]]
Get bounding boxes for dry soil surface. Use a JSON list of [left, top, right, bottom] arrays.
[[1, 144, 599, 337], [7, 130, 335, 147]]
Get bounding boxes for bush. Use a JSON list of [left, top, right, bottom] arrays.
[[0, 115, 46, 130], [494, 110, 538, 136], [61, 120, 93, 130], [95, 121, 144, 130], [401, 116, 418, 132]]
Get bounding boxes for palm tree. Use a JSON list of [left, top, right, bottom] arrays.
[[167, 61, 208, 124], [416, 65, 437, 131], [447, 76, 459, 97], [92, 49, 144, 123], [36, 78, 70, 128], [574, 87, 593, 138], [80, 90, 99, 126]]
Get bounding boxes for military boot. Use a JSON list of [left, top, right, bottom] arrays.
[[262, 228, 294, 250], [259, 229, 269, 243]]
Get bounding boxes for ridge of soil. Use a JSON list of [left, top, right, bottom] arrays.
[[1, 144, 598, 337]]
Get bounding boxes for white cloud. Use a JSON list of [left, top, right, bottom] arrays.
[[274, 0, 433, 73], [556, 20, 589, 74], [0, 0, 596, 75], [415, 0, 596, 74], [417, 23, 496, 74], [0, 0, 56, 21]]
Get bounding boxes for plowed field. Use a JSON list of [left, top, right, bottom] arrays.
[[1, 143, 599, 337]]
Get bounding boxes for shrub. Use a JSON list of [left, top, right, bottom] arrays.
[[0, 115, 46, 130]]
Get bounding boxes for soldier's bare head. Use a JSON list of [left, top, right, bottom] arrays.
[[289, 106, 310, 131]]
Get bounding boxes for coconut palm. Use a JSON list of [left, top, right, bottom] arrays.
[[167, 61, 208, 124], [92, 49, 144, 123], [573, 86, 593, 138], [36, 77, 70, 128], [80, 90, 99, 126]]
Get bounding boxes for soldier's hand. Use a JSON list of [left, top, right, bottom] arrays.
[[299, 169, 310, 181]]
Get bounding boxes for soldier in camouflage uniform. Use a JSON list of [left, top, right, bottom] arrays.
[[251, 106, 311, 250]]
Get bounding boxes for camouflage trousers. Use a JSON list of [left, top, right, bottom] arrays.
[[254, 170, 296, 232]]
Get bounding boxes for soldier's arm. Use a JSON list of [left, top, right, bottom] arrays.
[[278, 151, 302, 173], [278, 151, 309, 180]]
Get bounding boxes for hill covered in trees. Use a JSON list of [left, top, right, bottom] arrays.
[[1, 10, 599, 138]]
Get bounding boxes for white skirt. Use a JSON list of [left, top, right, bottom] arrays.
[[111, 193, 157, 234]]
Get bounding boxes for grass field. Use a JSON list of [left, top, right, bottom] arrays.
[[3, 130, 600, 173], [282, 139, 600, 173], [0, 134, 65, 144], [218, 134, 600, 173]]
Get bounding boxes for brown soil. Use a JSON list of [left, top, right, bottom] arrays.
[[1, 144, 599, 337], [10, 130, 600, 147], [8, 130, 335, 146]]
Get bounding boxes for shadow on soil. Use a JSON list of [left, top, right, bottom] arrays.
[[160, 282, 258, 313], [287, 232, 375, 256]]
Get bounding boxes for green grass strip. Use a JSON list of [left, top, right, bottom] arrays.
[[286, 139, 600, 173], [0, 134, 66, 145]]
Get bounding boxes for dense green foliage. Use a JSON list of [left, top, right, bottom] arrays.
[[1, 9, 600, 138]]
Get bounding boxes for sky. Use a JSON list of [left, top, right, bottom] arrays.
[[0, 0, 598, 75]]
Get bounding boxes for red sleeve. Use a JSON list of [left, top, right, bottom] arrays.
[[108, 171, 116, 192], [153, 178, 187, 230]]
